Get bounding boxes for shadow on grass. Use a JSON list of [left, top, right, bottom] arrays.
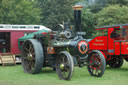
[[39, 68, 56, 74]]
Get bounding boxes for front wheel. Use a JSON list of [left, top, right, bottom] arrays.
[[56, 51, 74, 80], [87, 50, 106, 77]]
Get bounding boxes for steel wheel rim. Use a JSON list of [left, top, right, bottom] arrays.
[[22, 41, 36, 73], [57, 54, 70, 79], [89, 53, 102, 76]]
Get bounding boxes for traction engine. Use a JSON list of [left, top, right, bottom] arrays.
[[19, 5, 106, 80]]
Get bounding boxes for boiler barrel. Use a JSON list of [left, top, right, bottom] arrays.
[[52, 39, 88, 57]]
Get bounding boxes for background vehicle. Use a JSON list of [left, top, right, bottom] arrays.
[[18, 5, 106, 80], [89, 24, 128, 68], [0, 24, 49, 64]]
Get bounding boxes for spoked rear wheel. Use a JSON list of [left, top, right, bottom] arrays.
[[56, 51, 74, 80], [87, 50, 106, 77], [21, 39, 44, 74]]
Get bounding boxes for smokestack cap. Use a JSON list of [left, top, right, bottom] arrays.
[[73, 5, 83, 10]]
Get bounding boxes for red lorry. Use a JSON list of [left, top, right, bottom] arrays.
[[89, 24, 128, 68]]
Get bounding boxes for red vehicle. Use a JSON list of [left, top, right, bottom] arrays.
[[89, 24, 128, 68], [0, 24, 50, 63]]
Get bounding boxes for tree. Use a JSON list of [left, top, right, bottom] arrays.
[[86, 0, 128, 13], [86, 0, 107, 13], [81, 8, 95, 38], [106, 0, 128, 5], [37, 0, 79, 28], [0, 0, 40, 24], [95, 5, 128, 27]]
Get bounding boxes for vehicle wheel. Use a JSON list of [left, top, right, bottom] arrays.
[[21, 39, 44, 74], [87, 50, 106, 77], [56, 51, 74, 80], [108, 56, 123, 68]]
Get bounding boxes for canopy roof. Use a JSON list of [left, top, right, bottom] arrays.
[[96, 24, 128, 30], [18, 29, 49, 41]]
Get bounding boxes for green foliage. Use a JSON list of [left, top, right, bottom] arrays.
[[95, 5, 128, 27], [106, 0, 128, 5], [92, 29, 108, 38], [81, 9, 95, 38], [1, 0, 128, 39], [0, 0, 40, 24], [92, 5, 128, 37], [87, 0, 107, 13], [38, 0, 79, 28], [86, 0, 128, 13]]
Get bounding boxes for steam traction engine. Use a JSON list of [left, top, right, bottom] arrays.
[[19, 5, 106, 80]]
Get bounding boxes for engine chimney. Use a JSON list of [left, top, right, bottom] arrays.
[[73, 5, 83, 34]]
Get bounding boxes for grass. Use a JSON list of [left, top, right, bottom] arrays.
[[0, 62, 128, 85]]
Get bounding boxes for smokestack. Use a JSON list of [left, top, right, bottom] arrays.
[[73, 5, 83, 33]]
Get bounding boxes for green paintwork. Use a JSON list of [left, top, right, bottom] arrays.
[[18, 30, 49, 41], [18, 29, 49, 49]]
